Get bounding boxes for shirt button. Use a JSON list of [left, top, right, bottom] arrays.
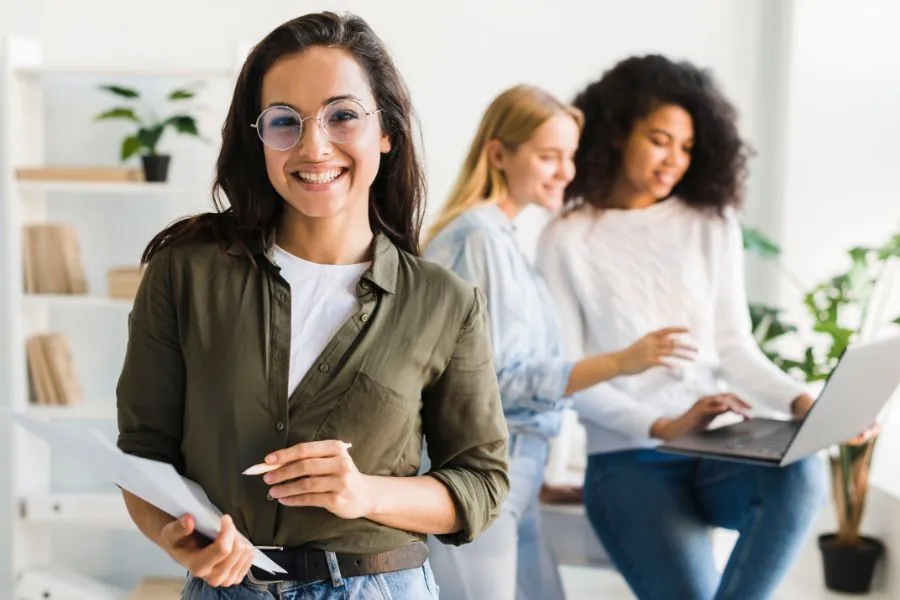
[[275, 421, 285, 431], [360, 313, 369, 322], [318, 363, 330, 373]]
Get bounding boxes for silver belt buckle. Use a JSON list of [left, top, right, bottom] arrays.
[[249, 546, 287, 585]]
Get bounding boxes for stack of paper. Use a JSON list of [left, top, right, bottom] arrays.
[[3, 409, 286, 575]]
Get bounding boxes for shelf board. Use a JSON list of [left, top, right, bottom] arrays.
[[14, 65, 235, 78], [25, 404, 117, 420], [20, 492, 133, 529], [17, 179, 206, 195], [24, 294, 133, 309]]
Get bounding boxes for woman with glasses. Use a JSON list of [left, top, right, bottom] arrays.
[[423, 85, 696, 600], [115, 12, 509, 599], [538, 55, 826, 600]]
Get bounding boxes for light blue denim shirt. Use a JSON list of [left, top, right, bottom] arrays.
[[425, 204, 573, 439]]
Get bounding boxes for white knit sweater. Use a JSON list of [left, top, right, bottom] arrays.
[[537, 199, 807, 456]]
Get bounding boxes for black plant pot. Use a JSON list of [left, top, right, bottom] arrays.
[[819, 533, 884, 594], [142, 154, 171, 183]]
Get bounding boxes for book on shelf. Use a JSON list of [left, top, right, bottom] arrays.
[[22, 224, 88, 294], [16, 165, 144, 182], [107, 266, 145, 299], [26, 333, 84, 406]]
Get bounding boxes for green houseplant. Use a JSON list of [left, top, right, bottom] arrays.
[[94, 84, 203, 182], [744, 225, 900, 593]]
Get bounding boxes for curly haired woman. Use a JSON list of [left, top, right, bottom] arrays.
[[538, 55, 826, 600]]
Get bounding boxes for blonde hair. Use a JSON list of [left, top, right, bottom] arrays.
[[425, 85, 583, 244]]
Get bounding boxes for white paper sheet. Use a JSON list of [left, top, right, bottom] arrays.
[[3, 408, 286, 575]]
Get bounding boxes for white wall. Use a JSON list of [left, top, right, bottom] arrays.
[[775, 0, 900, 594], [0, 0, 824, 592]]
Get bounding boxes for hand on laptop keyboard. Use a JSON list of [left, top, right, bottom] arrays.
[[651, 394, 753, 441]]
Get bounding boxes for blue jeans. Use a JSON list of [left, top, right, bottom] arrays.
[[181, 556, 439, 599], [584, 450, 826, 600], [427, 432, 564, 600]]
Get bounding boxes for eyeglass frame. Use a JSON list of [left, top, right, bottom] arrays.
[[250, 98, 383, 151]]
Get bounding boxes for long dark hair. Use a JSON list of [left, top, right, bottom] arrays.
[[142, 11, 426, 263], [566, 54, 749, 216]]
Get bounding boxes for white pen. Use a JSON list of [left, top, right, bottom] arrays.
[[242, 442, 353, 476]]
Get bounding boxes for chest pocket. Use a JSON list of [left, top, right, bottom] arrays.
[[314, 370, 421, 477]]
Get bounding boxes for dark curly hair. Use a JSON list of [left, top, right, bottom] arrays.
[[566, 54, 749, 215]]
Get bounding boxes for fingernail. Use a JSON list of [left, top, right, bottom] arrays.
[[264, 474, 273, 483], [266, 454, 277, 464]]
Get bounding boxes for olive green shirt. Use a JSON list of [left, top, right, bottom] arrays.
[[116, 232, 509, 553]]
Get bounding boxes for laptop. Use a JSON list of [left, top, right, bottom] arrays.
[[658, 333, 900, 467]]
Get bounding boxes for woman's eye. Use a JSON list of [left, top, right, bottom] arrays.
[[330, 110, 359, 122]]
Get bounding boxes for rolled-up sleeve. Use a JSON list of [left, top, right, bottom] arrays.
[[116, 247, 187, 473], [421, 288, 510, 545]]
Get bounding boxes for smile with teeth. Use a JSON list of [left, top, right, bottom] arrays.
[[292, 168, 346, 184]]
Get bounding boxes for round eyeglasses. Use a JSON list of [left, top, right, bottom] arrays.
[[251, 99, 383, 151]]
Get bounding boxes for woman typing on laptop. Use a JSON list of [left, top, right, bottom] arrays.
[[538, 55, 827, 600]]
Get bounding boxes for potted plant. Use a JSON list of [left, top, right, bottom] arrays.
[[744, 225, 900, 593], [94, 84, 203, 182]]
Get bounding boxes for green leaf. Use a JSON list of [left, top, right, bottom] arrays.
[[94, 107, 140, 123], [99, 84, 140, 99], [749, 303, 797, 344], [121, 135, 143, 161], [165, 115, 199, 136], [742, 225, 781, 259], [168, 89, 195, 101], [893, 315, 900, 326], [137, 125, 164, 154]]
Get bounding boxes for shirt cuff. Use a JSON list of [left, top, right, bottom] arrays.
[[425, 468, 504, 546], [617, 403, 668, 440]]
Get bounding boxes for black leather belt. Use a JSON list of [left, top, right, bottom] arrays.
[[249, 541, 429, 583]]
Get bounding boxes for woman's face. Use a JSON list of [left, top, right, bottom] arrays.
[[617, 103, 694, 201], [258, 46, 391, 223], [494, 114, 580, 212]]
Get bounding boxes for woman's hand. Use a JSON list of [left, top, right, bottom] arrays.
[[158, 514, 255, 588], [263, 440, 374, 519], [617, 327, 696, 375], [650, 394, 753, 441], [790, 393, 815, 419]]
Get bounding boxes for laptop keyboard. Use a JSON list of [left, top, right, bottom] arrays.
[[721, 422, 797, 455]]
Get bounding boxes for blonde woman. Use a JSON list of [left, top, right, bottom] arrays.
[[423, 85, 694, 600]]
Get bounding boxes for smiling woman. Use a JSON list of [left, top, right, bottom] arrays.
[[114, 11, 509, 600]]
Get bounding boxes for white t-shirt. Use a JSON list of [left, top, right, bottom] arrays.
[[271, 245, 371, 396]]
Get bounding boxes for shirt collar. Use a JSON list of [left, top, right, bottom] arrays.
[[227, 229, 398, 295]]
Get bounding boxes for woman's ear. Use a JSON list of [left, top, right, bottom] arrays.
[[485, 139, 505, 171], [380, 132, 392, 154]]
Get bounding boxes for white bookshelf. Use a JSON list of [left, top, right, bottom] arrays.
[[21, 493, 132, 528], [25, 404, 119, 420], [0, 35, 244, 594], [16, 180, 205, 195], [15, 65, 235, 78], [23, 294, 133, 309]]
